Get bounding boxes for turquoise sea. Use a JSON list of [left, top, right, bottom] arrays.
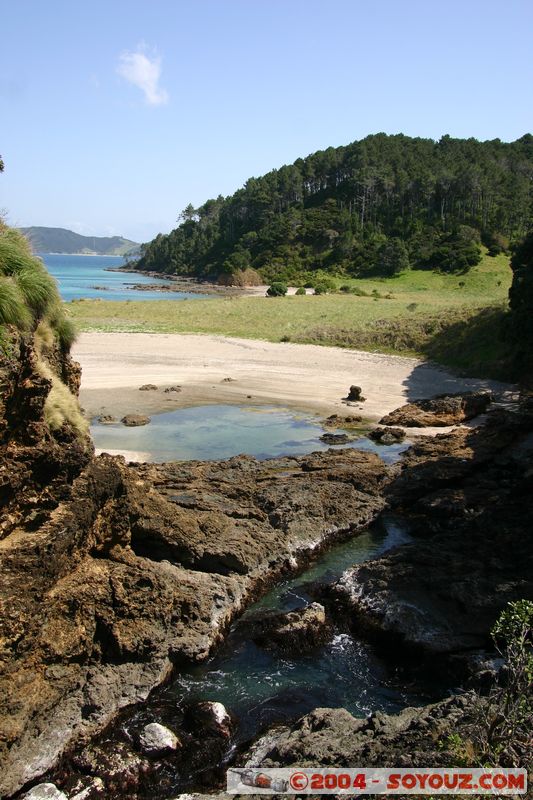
[[41, 253, 209, 302]]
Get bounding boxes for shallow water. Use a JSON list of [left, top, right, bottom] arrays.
[[91, 404, 409, 463], [161, 517, 428, 747], [42, 253, 210, 301]]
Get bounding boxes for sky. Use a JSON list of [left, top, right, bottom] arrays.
[[1, 0, 532, 244]]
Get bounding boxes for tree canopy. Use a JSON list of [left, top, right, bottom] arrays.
[[136, 133, 533, 282]]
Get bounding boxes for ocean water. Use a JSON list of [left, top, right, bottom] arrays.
[[91, 404, 409, 463], [41, 253, 210, 302]]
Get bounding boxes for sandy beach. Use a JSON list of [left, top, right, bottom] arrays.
[[73, 332, 511, 425]]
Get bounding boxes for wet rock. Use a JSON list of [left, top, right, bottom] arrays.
[[23, 785, 68, 800], [139, 384, 158, 391], [368, 426, 405, 445], [121, 413, 151, 426], [97, 414, 117, 424], [245, 603, 331, 654], [323, 414, 362, 427], [345, 385, 365, 402], [164, 385, 182, 393], [71, 741, 150, 792], [139, 722, 181, 754], [68, 777, 105, 800], [380, 390, 492, 428], [191, 702, 233, 739], [319, 432, 351, 445]]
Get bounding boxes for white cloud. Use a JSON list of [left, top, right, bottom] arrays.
[[117, 47, 169, 107]]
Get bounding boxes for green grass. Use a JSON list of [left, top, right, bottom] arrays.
[[68, 252, 514, 379]]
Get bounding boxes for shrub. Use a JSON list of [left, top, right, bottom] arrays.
[[49, 307, 77, 350], [314, 278, 336, 295], [266, 282, 288, 297], [295, 287, 306, 296], [339, 284, 352, 293], [350, 286, 370, 297]]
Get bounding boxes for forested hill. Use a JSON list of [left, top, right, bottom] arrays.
[[136, 133, 533, 283], [20, 227, 139, 256]]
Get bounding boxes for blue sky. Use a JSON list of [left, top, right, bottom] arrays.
[[1, 0, 532, 243]]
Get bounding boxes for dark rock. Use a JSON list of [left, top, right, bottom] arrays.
[[221, 377, 236, 383], [323, 414, 363, 427], [380, 390, 493, 428], [97, 414, 117, 424], [244, 602, 331, 654], [121, 414, 151, 426], [345, 385, 365, 402], [242, 694, 481, 769], [190, 701, 233, 739], [139, 384, 158, 391], [71, 741, 150, 793], [319, 433, 351, 445], [164, 385, 182, 393], [368, 426, 405, 444]]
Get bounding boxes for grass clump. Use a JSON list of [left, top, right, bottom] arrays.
[[0, 277, 31, 327]]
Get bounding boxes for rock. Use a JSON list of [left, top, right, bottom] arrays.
[[368, 426, 405, 444], [323, 414, 362, 427], [68, 777, 105, 800], [244, 603, 331, 654], [221, 377, 236, 383], [23, 785, 68, 800], [71, 741, 150, 791], [97, 414, 117, 424], [345, 385, 365, 402], [380, 390, 493, 428], [139, 384, 158, 391], [241, 694, 481, 769], [139, 722, 181, 754], [191, 702, 233, 739], [121, 414, 151, 426], [164, 385, 182, 393], [319, 433, 351, 445]]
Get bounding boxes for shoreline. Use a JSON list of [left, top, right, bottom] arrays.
[[73, 331, 512, 427]]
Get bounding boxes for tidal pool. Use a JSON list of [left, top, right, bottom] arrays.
[[91, 403, 408, 463]]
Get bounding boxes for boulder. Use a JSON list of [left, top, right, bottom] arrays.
[[164, 385, 182, 393], [368, 426, 405, 445], [319, 433, 351, 445], [97, 414, 117, 424], [345, 385, 365, 402], [380, 390, 492, 428], [323, 414, 362, 427], [244, 603, 331, 655], [139, 722, 181, 754], [121, 414, 151, 426], [139, 384, 158, 391], [23, 785, 68, 800], [191, 701, 233, 739]]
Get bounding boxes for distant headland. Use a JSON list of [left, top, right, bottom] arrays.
[[18, 226, 139, 256]]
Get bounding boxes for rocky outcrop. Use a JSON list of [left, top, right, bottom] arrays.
[[242, 602, 331, 655], [121, 414, 151, 426], [368, 426, 405, 444], [379, 390, 492, 427], [329, 406, 533, 669], [0, 447, 387, 796], [243, 694, 482, 769]]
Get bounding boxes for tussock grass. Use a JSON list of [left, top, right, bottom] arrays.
[[0, 277, 31, 327], [34, 352, 88, 433]]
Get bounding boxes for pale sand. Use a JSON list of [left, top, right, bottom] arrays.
[[73, 332, 513, 430]]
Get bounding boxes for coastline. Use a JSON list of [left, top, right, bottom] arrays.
[[73, 331, 512, 425]]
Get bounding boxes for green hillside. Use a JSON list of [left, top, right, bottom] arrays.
[[19, 226, 139, 256], [136, 133, 533, 283]]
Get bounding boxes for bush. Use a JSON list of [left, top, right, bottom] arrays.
[[295, 287, 306, 296], [266, 282, 288, 297], [314, 278, 336, 295], [16, 265, 57, 316]]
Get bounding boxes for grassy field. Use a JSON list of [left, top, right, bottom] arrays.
[[68, 252, 513, 379]]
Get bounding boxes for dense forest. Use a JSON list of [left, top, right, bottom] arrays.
[[135, 133, 533, 283]]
